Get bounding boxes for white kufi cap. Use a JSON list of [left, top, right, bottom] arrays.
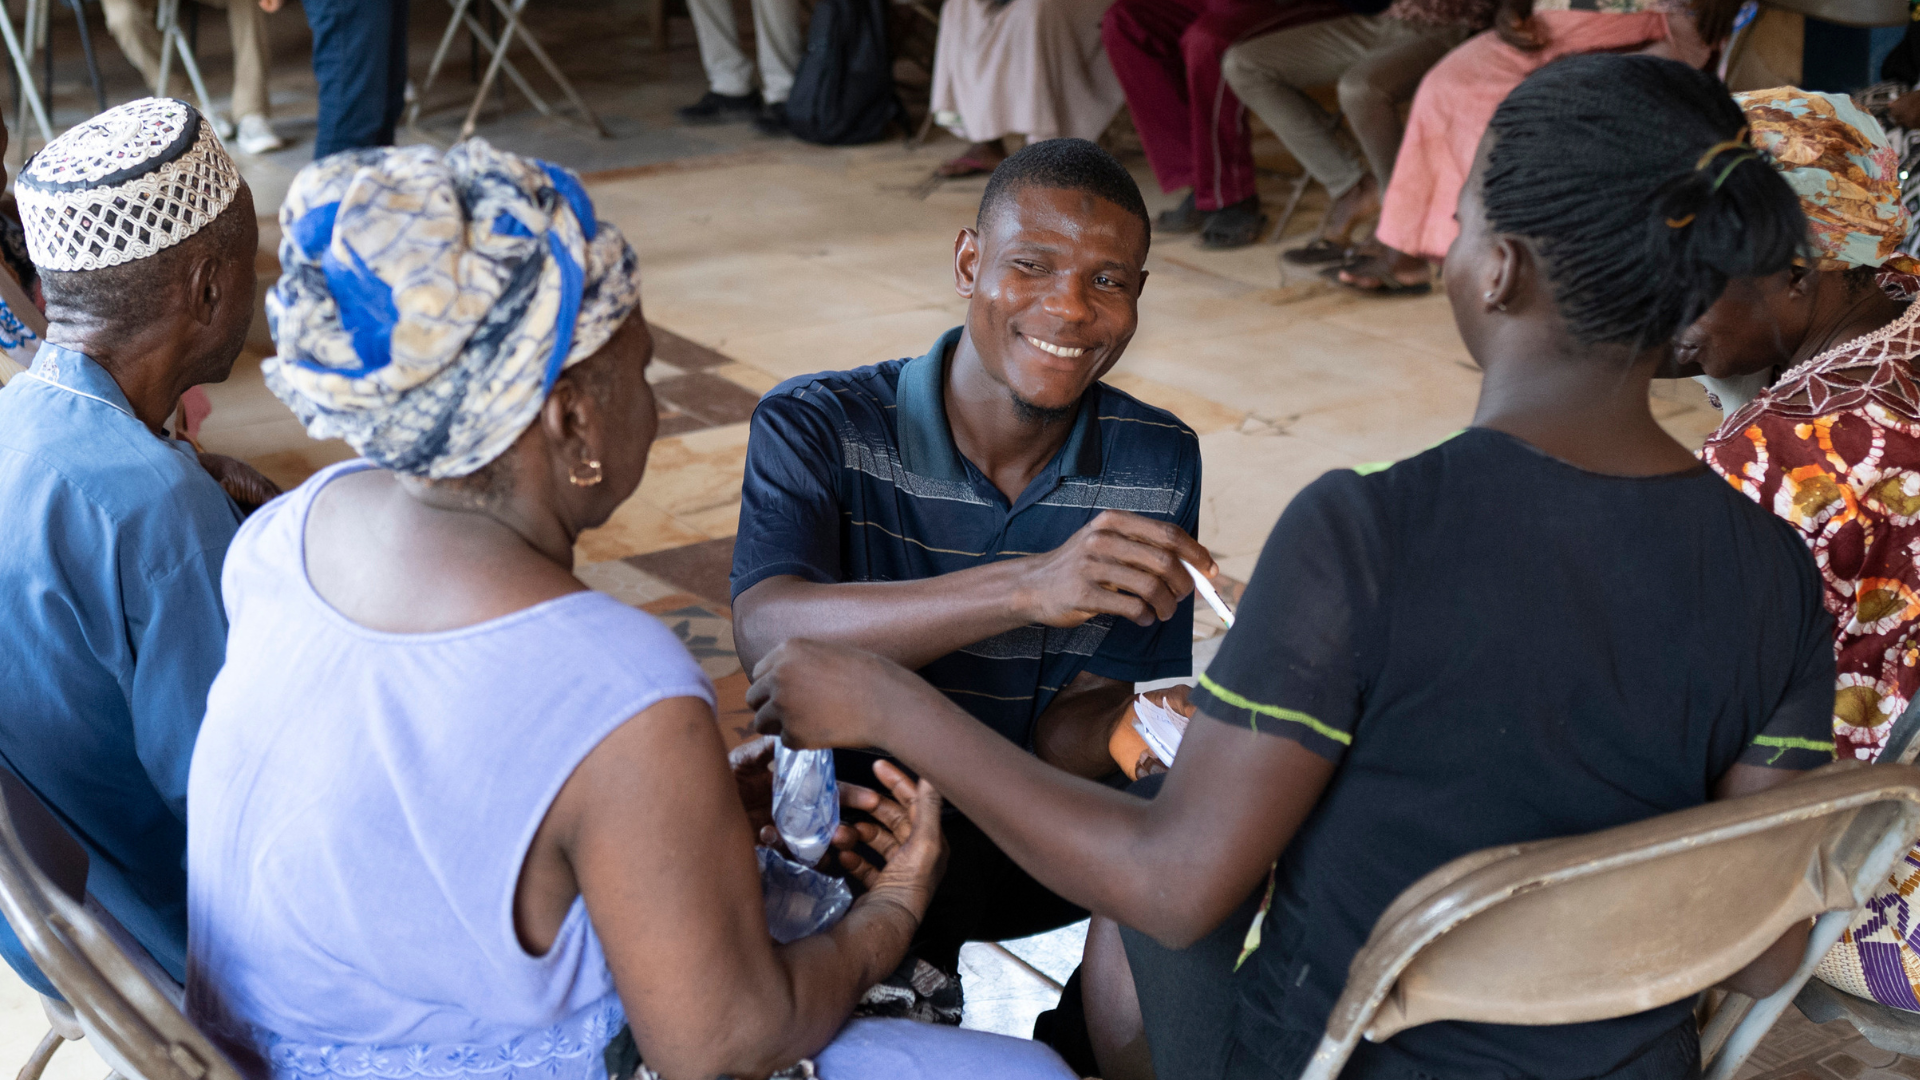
[[16, 98, 242, 272]]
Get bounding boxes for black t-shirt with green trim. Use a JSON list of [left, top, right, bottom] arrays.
[[1194, 427, 1836, 1080]]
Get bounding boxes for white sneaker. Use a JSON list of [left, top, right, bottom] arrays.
[[236, 114, 284, 155], [211, 114, 235, 140]]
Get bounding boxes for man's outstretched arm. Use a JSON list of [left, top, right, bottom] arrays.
[[732, 509, 1215, 671]]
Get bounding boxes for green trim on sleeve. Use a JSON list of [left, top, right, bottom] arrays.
[[1751, 733, 1837, 765], [1196, 673, 1353, 746]]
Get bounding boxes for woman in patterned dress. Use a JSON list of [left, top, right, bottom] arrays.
[[1682, 87, 1920, 1010]]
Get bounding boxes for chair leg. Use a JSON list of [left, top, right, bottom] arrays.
[[16, 1028, 64, 1080], [61, 0, 103, 113]]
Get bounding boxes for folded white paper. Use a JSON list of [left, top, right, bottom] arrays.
[[1131, 695, 1190, 766]]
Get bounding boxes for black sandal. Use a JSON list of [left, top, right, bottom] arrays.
[[1199, 198, 1266, 249], [1282, 238, 1352, 266], [1155, 193, 1203, 234]]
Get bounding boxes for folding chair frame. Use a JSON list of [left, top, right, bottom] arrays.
[[410, 0, 609, 143]]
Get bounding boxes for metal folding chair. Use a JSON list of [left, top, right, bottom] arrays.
[[0, 768, 238, 1080], [150, 0, 217, 126], [0, 0, 110, 150], [1297, 762, 1920, 1080], [410, 0, 608, 143]]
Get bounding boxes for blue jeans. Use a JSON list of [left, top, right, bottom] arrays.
[[303, 0, 409, 158]]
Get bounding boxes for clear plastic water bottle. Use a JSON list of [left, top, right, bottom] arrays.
[[772, 744, 839, 866], [756, 846, 852, 944]]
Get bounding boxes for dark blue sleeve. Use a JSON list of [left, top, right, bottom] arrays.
[[730, 390, 848, 600], [1082, 433, 1201, 685]]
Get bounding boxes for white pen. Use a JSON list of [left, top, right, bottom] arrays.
[[1181, 559, 1235, 628]]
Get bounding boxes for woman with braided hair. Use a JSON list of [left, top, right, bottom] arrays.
[[745, 54, 1833, 1079]]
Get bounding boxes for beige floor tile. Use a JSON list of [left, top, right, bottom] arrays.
[[1120, 321, 1480, 426], [1313, 290, 1474, 363], [635, 422, 752, 527], [710, 362, 781, 396], [639, 249, 936, 347], [718, 308, 963, 382], [0, 976, 109, 1080], [1196, 427, 1379, 570], [1102, 373, 1246, 436], [575, 493, 708, 564], [576, 560, 686, 609]]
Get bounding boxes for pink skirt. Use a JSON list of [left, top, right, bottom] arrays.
[[1375, 11, 1708, 261]]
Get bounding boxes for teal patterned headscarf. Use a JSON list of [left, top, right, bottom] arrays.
[[264, 139, 641, 479]]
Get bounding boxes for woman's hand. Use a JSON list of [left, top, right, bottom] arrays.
[[747, 638, 953, 751], [1494, 0, 1545, 50], [834, 761, 946, 918], [1891, 91, 1920, 131]]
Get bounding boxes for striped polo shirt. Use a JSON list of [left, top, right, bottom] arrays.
[[730, 326, 1201, 751]]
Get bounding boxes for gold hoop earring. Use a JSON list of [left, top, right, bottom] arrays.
[[569, 458, 603, 488]]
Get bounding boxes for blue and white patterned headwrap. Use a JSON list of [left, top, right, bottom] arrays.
[[263, 139, 641, 479]]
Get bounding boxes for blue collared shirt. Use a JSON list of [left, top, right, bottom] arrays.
[[731, 327, 1200, 751], [0, 344, 240, 989]]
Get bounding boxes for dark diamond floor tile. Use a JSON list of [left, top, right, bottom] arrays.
[[656, 410, 712, 437], [625, 536, 738, 610], [653, 371, 762, 428], [652, 325, 732, 371]]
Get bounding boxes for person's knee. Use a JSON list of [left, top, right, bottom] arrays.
[[1336, 69, 1390, 115], [1179, 18, 1235, 62], [1219, 42, 1259, 92]]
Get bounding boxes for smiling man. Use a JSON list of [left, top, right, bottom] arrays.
[[731, 138, 1209, 988]]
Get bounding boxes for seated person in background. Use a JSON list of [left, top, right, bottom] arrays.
[[101, 0, 284, 154], [1680, 88, 1920, 1015], [676, 0, 801, 135], [1220, 0, 1492, 267], [0, 99, 272, 998], [749, 56, 1834, 1080], [731, 138, 1210, 986], [0, 112, 44, 384], [930, 0, 1127, 178], [1854, 28, 1920, 261], [188, 139, 1077, 1080], [1340, 0, 1735, 294], [1101, 0, 1352, 248]]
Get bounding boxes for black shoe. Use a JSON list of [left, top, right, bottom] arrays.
[[676, 90, 761, 125], [1155, 191, 1203, 234], [752, 101, 790, 137]]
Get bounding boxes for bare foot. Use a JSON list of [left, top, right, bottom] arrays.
[[1338, 245, 1431, 292], [938, 140, 1007, 178], [1321, 173, 1382, 246]]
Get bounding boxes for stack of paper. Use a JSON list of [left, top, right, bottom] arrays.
[[1131, 695, 1190, 766]]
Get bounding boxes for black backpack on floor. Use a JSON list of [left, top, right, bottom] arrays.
[[785, 0, 906, 145]]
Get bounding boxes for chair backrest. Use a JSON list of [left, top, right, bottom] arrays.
[[1303, 763, 1920, 1077], [0, 769, 242, 1080]]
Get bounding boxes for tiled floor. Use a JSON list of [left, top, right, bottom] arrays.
[[0, 0, 1835, 1073]]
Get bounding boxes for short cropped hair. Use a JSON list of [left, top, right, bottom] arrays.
[[977, 138, 1151, 245], [40, 196, 255, 328]]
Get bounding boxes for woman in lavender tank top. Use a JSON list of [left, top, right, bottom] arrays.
[[186, 143, 1075, 1080]]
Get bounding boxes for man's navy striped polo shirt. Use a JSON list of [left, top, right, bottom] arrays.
[[730, 326, 1201, 751]]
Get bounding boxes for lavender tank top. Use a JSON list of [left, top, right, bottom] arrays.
[[187, 461, 715, 1080]]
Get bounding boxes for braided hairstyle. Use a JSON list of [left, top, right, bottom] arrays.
[[1481, 54, 1805, 349]]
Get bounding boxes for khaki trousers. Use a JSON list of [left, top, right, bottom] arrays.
[[687, 0, 803, 104], [1221, 15, 1465, 199], [101, 0, 270, 119]]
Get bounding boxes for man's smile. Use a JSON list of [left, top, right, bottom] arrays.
[[1021, 334, 1089, 359]]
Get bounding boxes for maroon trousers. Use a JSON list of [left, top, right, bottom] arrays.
[[1103, 0, 1347, 210]]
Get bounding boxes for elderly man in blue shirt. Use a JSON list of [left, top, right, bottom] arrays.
[[731, 139, 1211, 1040], [0, 98, 272, 994]]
